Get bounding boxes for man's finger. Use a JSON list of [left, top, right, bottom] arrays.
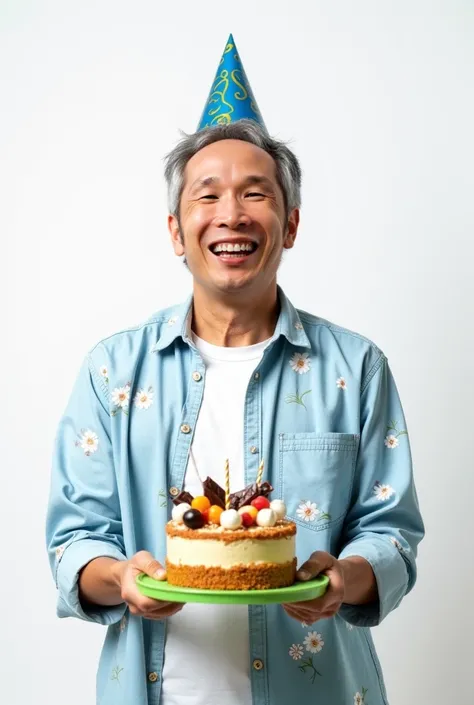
[[296, 551, 334, 581], [133, 550, 167, 580]]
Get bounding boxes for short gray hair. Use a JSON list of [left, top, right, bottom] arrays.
[[163, 119, 302, 217]]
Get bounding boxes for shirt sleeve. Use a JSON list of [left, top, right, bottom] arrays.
[[337, 353, 425, 627], [45, 352, 127, 626]]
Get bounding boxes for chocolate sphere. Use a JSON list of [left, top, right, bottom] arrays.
[[183, 508, 205, 529]]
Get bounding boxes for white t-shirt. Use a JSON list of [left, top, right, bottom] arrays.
[[161, 334, 270, 705]]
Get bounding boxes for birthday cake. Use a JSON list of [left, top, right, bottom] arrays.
[[167, 477, 297, 590]]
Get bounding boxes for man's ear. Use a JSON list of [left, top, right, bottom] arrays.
[[283, 208, 300, 250], [168, 214, 185, 256]]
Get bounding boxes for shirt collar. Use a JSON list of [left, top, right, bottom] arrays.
[[150, 286, 311, 353]]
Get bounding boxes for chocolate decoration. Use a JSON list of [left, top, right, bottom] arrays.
[[172, 490, 194, 507], [229, 481, 274, 510], [203, 476, 226, 509]]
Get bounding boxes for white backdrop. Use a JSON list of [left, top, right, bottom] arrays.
[[2, 1, 473, 703]]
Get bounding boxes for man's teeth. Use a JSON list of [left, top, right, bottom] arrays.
[[212, 242, 255, 253]]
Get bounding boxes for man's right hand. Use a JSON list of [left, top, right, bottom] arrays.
[[111, 550, 184, 620]]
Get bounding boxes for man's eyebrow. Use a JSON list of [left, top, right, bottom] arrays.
[[242, 175, 275, 189], [189, 176, 220, 194]]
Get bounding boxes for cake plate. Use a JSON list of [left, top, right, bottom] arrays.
[[136, 574, 329, 605]]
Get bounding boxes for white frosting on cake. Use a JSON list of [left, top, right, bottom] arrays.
[[166, 534, 295, 568]]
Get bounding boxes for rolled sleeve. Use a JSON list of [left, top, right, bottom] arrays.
[[46, 351, 127, 626], [337, 354, 424, 628], [56, 538, 127, 625]]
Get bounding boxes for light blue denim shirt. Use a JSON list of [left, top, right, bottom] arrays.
[[46, 287, 424, 705]]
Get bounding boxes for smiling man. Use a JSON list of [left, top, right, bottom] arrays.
[[46, 35, 424, 705]]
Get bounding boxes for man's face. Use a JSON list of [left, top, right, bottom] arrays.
[[168, 139, 299, 298]]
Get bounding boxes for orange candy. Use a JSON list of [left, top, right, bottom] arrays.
[[207, 505, 224, 525], [238, 505, 258, 520], [191, 496, 211, 513]]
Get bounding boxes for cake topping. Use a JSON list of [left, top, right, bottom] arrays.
[[219, 508, 242, 530], [208, 505, 224, 525], [238, 505, 258, 520], [251, 496, 271, 511], [229, 481, 273, 510], [202, 477, 226, 509], [240, 512, 255, 528], [172, 502, 192, 523], [269, 499, 286, 520], [256, 507, 277, 527], [183, 508, 205, 529], [191, 496, 211, 513], [172, 490, 194, 507]]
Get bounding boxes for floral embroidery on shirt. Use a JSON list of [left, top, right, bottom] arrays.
[[285, 389, 311, 409], [296, 500, 331, 523], [100, 366, 109, 384], [168, 316, 178, 326], [111, 383, 131, 416], [110, 665, 123, 684], [373, 481, 395, 501], [158, 489, 167, 508], [336, 377, 347, 390], [134, 386, 154, 410], [55, 544, 65, 561], [384, 420, 407, 449], [290, 352, 311, 374], [289, 643, 304, 660], [75, 429, 99, 455], [301, 621, 309, 628], [354, 687, 369, 704], [294, 321, 304, 330], [294, 630, 324, 683]]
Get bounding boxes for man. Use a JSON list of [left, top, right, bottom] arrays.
[[46, 35, 424, 705]]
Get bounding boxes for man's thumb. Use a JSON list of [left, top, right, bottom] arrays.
[[135, 551, 167, 580]]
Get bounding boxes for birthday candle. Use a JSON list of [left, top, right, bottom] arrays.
[[224, 458, 230, 510], [256, 459, 264, 486]]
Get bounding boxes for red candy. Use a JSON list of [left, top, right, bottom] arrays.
[[251, 496, 270, 511], [240, 512, 255, 528]]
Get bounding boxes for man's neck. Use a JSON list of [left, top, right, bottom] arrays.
[[191, 283, 279, 347]]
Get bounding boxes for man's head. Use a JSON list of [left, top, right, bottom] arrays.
[[164, 120, 302, 300]]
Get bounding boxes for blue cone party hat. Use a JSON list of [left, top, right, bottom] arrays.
[[197, 34, 267, 131]]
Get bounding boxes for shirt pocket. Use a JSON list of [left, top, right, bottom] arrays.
[[279, 432, 359, 531]]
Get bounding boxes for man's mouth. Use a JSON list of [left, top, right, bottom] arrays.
[[209, 241, 259, 259]]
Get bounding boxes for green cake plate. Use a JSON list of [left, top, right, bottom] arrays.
[[136, 574, 329, 605]]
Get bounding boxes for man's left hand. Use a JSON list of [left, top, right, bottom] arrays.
[[282, 551, 345, 625]]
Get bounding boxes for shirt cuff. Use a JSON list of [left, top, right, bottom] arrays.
[[56, 538, 127, 625], [338, 536, 409, 627]]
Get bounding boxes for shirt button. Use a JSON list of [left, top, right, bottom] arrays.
[[192, 371, 202, 382], [148, 671, 159, 682], [180, 424, 191, 434], [169, 486, 180, 498], [253, 659, 264, 671], [250, 446, 258, 454], [254, 372, 260, 380]]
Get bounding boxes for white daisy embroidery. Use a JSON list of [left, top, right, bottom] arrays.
[[168, 316, 178, 326], [290, 352, 311, 375], [112, 385, 130, 409], [289, 644, 304, 660], [384, 434, 399, 449], [303, 631, 324, 654], [301, 621, 309, 628], [354, 693, 363, 705], [373, 481, 395, 501], [55, 545, 65, 561], [296, 500, 320, 522], [134, 387, 154, 410], [294, 321, 304, 330], [336, 377, 347, 390], [77, 429, 99, 455]]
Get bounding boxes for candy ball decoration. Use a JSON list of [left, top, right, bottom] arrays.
[[238, 505, 258, 520], [269, 499, 286, 520], [191, 496, 211, 513], [208, 505, 224, 525], [256, 508, 277, 527], [251, 496, 270, 511], [241, 512, 255, 528], [172, 502, 192, 523], [183, 508, 205, 529], [220, 509, 242, 530]]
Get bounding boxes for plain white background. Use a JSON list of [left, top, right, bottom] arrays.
[[1, 1, 473, 703]]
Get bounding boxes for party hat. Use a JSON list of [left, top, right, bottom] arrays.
[[197, 33, 266, 131]]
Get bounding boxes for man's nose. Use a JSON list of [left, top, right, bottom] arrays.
[[215, 197, 252, 229]]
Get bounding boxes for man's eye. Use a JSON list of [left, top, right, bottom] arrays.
[[200, 194, 218, 200], [246, 192, 265, 198]]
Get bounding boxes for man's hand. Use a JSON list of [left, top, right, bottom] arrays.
[[111, 551, 184, 620], [282, 551, 345, 624], [282, 551, 378, 625]]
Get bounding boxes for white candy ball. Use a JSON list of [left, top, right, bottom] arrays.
[[220, 509, 242, 530], [269, 499, 286, 520], [172, 502, 191, 523], [256, 508, 277, 527]]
